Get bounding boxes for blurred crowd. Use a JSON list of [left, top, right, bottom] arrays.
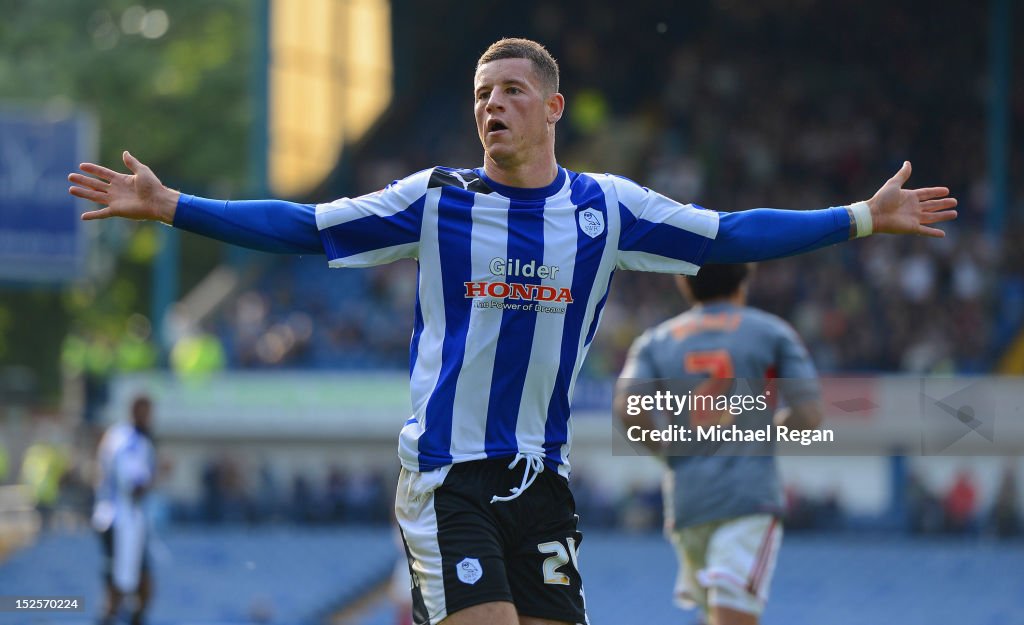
[[2, 423, 1020, 538], [207, 1, 1022, 377], [907, 465, 1022, 538], [212, 258, 417, 370], [185, 456, 394, 525]]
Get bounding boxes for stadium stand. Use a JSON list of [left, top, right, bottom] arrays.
[[198, 0, 1022, 378], [343, 532, 1024, 625], [0, 527, 397, 625], [3, 528, 1019, 625], [577, 533, 1024, 625]]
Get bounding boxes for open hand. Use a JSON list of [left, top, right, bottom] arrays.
[[68, 151, 179, 224], [868, 161, 957, 237]]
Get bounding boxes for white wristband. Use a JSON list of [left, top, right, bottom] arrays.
[[849, 201, 873, 238]]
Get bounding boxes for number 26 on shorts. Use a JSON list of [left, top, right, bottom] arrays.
[[538, 537, 580, 585]]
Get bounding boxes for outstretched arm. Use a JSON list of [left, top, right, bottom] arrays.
[[69, 151, 322, 254], [705, 161, 957, 263]]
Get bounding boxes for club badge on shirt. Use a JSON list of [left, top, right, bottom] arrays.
[[578, 208, 605, 238]]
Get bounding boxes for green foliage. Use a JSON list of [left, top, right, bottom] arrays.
[[0, 0, 255, 399], [0, 0, 253, 189]]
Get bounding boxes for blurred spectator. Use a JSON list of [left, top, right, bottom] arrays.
[[0, 436, 8, 483], [991, 463, 1020, 539], [199, 457, 224, 523], [219, 457, 253, 523], [198, 454, 253, 524], [19, 421, 70, 529], [61, 332, 114, 425], [943, 469, 978, 534], [325, 464, 348, 522], [54, 460, 94, 530], [291, 472, 318, 524], [906, 470, 944, 535], [170, 330, 226, 380], [342, 469, 389, 524], [784, 486, 844, 532], [254, 460, 281, 522]]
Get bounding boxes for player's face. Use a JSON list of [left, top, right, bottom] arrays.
[[474, 58, 561, 169], [132, 397, 152, 436]]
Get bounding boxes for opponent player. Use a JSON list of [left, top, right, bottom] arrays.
[[92, 394, 157, 625], [614, 264, 822, 625], [69, 38, 956, 625]]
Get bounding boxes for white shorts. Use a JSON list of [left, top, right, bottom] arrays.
[[669, 514, 782, 616], [104, 507, 147, 593]]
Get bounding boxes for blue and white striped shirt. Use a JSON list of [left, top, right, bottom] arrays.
[[92, 423, 156, 531], [176, 164, 854, 477], [317, 167, 719, 476]]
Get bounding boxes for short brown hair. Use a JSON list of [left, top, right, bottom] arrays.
[[477, 38, 560, 94]]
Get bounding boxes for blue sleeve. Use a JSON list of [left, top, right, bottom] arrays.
[[172, 194, 323, 255], [705, 207, 850, 263]]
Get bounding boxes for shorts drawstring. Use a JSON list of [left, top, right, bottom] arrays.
[[490, 452, 545, 504]]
